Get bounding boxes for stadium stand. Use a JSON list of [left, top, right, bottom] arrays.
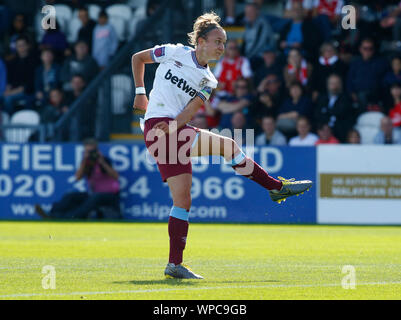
[[1, 0, 401, 145]]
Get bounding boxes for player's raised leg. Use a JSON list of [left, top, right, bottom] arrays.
[[191, 129, 312, 203], [164, 173, 203, 279]]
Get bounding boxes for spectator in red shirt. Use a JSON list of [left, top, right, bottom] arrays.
[[315, 122, 340, 144], [389, 84, 401, 127], [213, 39, 252, 97], [346, 128, 361, 144]]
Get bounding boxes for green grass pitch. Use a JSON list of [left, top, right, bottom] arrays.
[[1, 221, 401, 300]]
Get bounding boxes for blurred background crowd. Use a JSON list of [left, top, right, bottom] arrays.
[[1, 0, 401, 146]]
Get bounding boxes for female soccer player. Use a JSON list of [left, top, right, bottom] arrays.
[[132, 12, 312, 279]]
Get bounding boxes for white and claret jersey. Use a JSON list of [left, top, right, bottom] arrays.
[[144, 43, 218, 120]]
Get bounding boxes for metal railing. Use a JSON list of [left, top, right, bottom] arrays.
[[49, 0, 201, 142]]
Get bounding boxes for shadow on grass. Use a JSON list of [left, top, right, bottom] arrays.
[[113, 279, 280, 286], [113, 279, 198, 286]]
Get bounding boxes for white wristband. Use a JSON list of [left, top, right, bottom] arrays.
[[135, 87, 146, 95]]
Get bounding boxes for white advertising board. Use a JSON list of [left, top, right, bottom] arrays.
[[318, 145, 401, 224]]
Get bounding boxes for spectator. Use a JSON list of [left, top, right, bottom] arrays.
[[64, 74, 96, 140], [254, 73, 286, 118], [277, 81, 312, 136], [346, 128, 361, 144], [389, 83, 401, 128], [35, 138, 121, 220], [216, 77, 253, 130], [34, 48, 61, 105], [77, 6, 97, 54], [314, 74, 354, 142], [231, 111, 248, 133], [61, 40, 98, 91], [242, 1, 275, 64], [373, 116, 401, 144], [382, 56, 401, 108], [255, 115, 287, 146], [39, 20, 68, 63], [315, 122, 340, 145], [4, 13, 35, 59], [289, 116, 318, 146], [279, 1, 322, 60], [283, 48, 313, 89], [312, 0, 344, 41], [3, 35, 38, 115], [213, 39, 252, 96], [253, 46, 283, 87], [310, 42, 348, 100], [39, 87, 69, 124], [92, 10, 119, 69], [346, 38, 389, 111]]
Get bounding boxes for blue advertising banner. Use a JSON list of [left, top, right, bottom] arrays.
[[0, 143, 316, 223]]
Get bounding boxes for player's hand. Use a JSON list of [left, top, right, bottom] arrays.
[[153, 122, 170, 136], [133, 94, 148, 110]]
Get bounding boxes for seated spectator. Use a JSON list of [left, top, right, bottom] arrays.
[[253, 46, 283, 87], [92, 10, 119, 69], [346, 38, 389, 111], [279, 1, 322, 60], [389, 86, 401, 128], [314, 74, 354, 142], [346, 128, 361, 144], [61, 40, 98, 91], [216, 78, 253, 130], [65, 74, 96, 140], [386, 83, 401, 120], [315, 122, 340, 145], [35, 138, 121, 220], [255, 115, 287, 146], [289, 116, 318, 146], [254, 73, 286, 118], [382, 56, 401, 107], [4, 13, 35, 59], [242, 1, 275, 65], [77, 6, 97, 54], [34, 48, 61, 106], [213, 39, 252, 97], [277, 81, 312, 137], [39, 20, 68, 63], [231, 111, 248, 138], [312, 0, 344, 41], [39, 87, 69, 124], [283, 48, 312, 89], [3, 35, 38, 115], [373, 116, 401, 144], [310, 42, 348, 101]]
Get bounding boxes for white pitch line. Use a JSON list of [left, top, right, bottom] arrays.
[[1, 281, 401, 299]]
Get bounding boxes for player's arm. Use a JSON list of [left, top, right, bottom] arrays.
[[153, 96, 204, 134], [131, 49, 154, 110]]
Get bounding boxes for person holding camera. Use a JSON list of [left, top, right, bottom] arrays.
[[35, 138, 121, 219]]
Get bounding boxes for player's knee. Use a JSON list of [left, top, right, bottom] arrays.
[[173, 194, 191, 211]]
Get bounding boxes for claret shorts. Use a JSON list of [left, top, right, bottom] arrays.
[[144, 117, 200, 182]]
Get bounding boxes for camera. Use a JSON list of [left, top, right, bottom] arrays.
[[88, 149, 99, 161]]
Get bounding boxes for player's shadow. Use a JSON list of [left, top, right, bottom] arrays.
[[113, 279, 280, 286], [113, 279, 198, 286]]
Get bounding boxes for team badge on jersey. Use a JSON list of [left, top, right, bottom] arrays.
[[154, 47, 165, 58], [199, 77, 209, 88]]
